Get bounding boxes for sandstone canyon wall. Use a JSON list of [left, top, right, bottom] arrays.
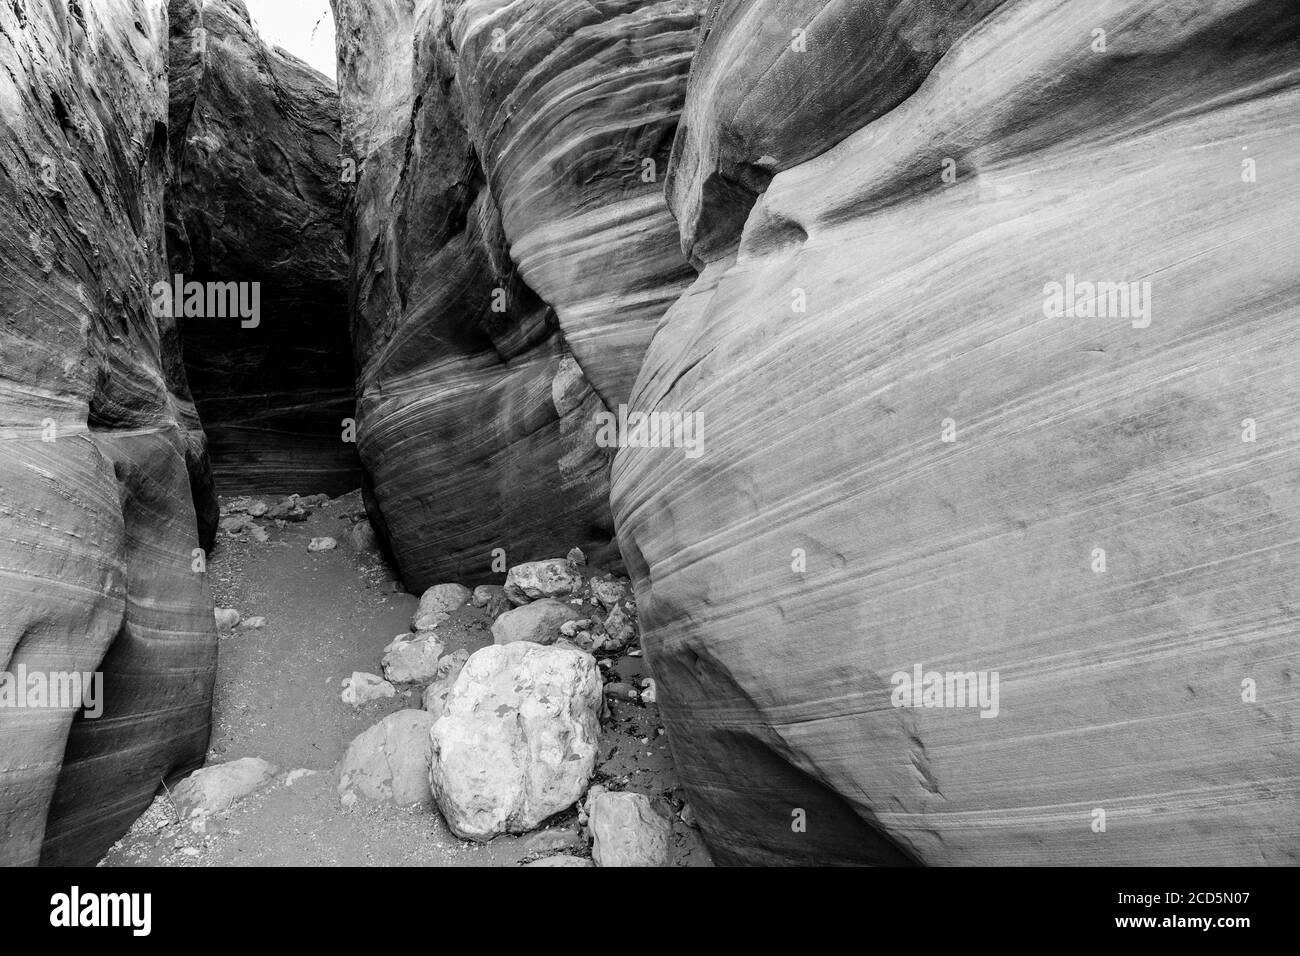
[[612, 0, 1300, 864], [4, 0, 1297, 870], [0, 0, 217, 866], [332, 0, 703, 590], [167, 0, 359, 496]]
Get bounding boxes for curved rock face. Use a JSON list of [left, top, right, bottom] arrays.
[[0, 0, 217, 866], [666, 0, 1003, 266], [613, 0, 1300, 864], [332, 0, 702, 589], [168, 0, 359, 496]]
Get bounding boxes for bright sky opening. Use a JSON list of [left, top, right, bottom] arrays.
[[242, 0, 337, 81]]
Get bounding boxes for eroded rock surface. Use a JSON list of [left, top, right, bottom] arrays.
[[613, 0, 1300, 865], [9, 0, 1296, 872], [0, 0, 218, 866], [331, 0, 704, 589]]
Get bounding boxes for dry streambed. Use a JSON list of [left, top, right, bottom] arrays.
[[99, 491, 710, 867]]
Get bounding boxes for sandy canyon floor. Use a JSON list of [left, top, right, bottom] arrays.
[[99, 492, 711, 867]]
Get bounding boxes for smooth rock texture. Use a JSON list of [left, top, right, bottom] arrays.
[[589, 791, 671, 867], [666, 0, 1000, 266], [7, 0, 1293, 873], [491, 600, 585, 647], [331, 0, 704, 589], [430, 643, 602, 841], [612, 0, 1300, 865], [0, 0, 218, 867], [168, 0, 359, 496], [338, 709, 437, 806], [172, 757, 279, 825], [412, 582, 473, 631]]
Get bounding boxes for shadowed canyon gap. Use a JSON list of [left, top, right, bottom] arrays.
[[1, 0, 1298, 866], [167, 0, 360, 497]]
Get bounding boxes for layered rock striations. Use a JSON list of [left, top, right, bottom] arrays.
[[612, 0, 1300, 864], [666, 0, 1005, 267], [332, 0, 703, 589], [6, 0, 1296, 871], [167, 0, 358, 496], [0, 0, 217, 865]]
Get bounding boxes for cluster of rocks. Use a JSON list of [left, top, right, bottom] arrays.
[[492, 550, 640, 656], [171, 547, 681, 864], [216, 491, 378, 555], [220, 492, 329, 525], [213, 607, 266, 634], [331, 549, 677, 865], [218, 493, 316, 542]]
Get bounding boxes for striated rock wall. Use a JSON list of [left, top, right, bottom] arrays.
[[0, 0, 217, 865], [332, 0, 703, 590], [613, 0, 1300, 864], [167, 0, 358, 496], [8, 0, 1295, 870], [667, 0, 1004, 266]]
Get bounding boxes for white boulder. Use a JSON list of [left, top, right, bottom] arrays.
[[504, 559, 582, 605], [430, 643, 601, 841]]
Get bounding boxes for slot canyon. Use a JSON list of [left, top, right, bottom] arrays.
[[1, 0, 1298, 868]]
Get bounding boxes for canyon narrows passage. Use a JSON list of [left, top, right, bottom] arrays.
[[1, 0, 1298, 867]]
